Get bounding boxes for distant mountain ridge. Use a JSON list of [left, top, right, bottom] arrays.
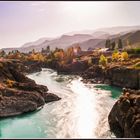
[[2, 25, 140, 53], [64, 25, 140, 35], [79, 30, 140, 50], [95, 25, 140, 35], [21, 37, 52, 48]]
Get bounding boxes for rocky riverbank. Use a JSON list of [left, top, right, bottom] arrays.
[[44, 57, 140, 89], [0, 59, 61, 117], [108, 88, 140, 138], [81, 64, 140, 89], [42, 56, 140, 138], [4, 57, 139, 137]]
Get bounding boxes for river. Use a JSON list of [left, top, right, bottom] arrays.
[[0, 68, 122, 138]]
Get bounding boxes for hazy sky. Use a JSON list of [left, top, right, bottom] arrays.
[[0, 1, 140, 48]]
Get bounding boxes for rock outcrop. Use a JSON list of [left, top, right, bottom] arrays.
[[108, 88, 140, 138], [81, 65, 140, 89], [43, 59, 89, 75], [23, 60, 42, 74], [105, 66, 140, 89], [0, 59, 61, 117], [57, 61, 89, 74]]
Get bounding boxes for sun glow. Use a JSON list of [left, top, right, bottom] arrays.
[[60, 2, 112, 26], [62, 2, 111, 16], [70, 78, 99, 138]]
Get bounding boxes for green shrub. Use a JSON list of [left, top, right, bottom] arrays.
[[126, 47, 140, 54], [134, 62, 140, 69]]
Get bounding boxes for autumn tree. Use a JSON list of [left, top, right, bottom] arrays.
[[121, 52, 129, 61], [32, 49, 35, 54], [54, 49, 64, 60], [29, 53, 46, 62], [77, 45, 81, 52], [66, 47, 74, 57], [73, 44, 82, 55], [48, 51, 55, 59], [64, 47, 75, 64], [54, 47, 59, 53], [99, 54, 108, 67], [112, 51, 120, 61], [6, 49, 22, 59]]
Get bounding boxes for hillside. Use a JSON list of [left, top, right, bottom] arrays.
[[21, 38, 53, 48], [2, 26, 140, 53], [78, 30, 140, 50], [2, 34, 93, 53], [109, 30, 140, 48], [94, 25, 140, 35], [64, 25, 140, 36], [79, 39, 104, 50]]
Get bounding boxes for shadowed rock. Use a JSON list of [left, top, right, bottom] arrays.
[[108, 89, 140, 138], [45, 93, 61, 103], [0, 59, 61, 118]]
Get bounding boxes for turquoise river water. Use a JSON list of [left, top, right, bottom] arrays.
[[0, 68, 122, 138]]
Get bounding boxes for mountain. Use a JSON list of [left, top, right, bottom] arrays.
[[46, 34, 93, 50], [110, 30, 140, 47], [2, 37, 53, 53], [79, 30, 140, 50], [78, 39, 104, 50], [91, 31, 110, 39], [2, 25, 140, 53], [63, 29, 95, 35], [2, 34, 94, 53], [94, 25, 140, 35], [21, 37, 53, 48], [64, 25, 140, 36]]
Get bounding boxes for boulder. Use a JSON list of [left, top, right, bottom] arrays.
[[108, 89, 140, 138], [0, 59, 61, 118], [45, 93, 61, 103]]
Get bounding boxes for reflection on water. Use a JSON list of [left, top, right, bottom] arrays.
[[0, 68, 121, 138], [70, 78, 98, 138]]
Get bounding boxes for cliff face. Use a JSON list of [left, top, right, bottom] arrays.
[[43, 59, 89, 75], [0, 59, 61, 117], [105, 66, 140, 89], [108, 89, 140, 138], [82, 65, 140, 89], [79, 60, 140, 138], [23, 60, 42, 74], [57, 61, 89, 74]]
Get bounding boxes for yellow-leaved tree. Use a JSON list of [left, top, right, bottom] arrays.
[[29, 53, 46, 62], [121, 52, 129, 61], [54, 50, 64, 60], [112, 50, 120, 61], [99, 54, 108, 67]]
